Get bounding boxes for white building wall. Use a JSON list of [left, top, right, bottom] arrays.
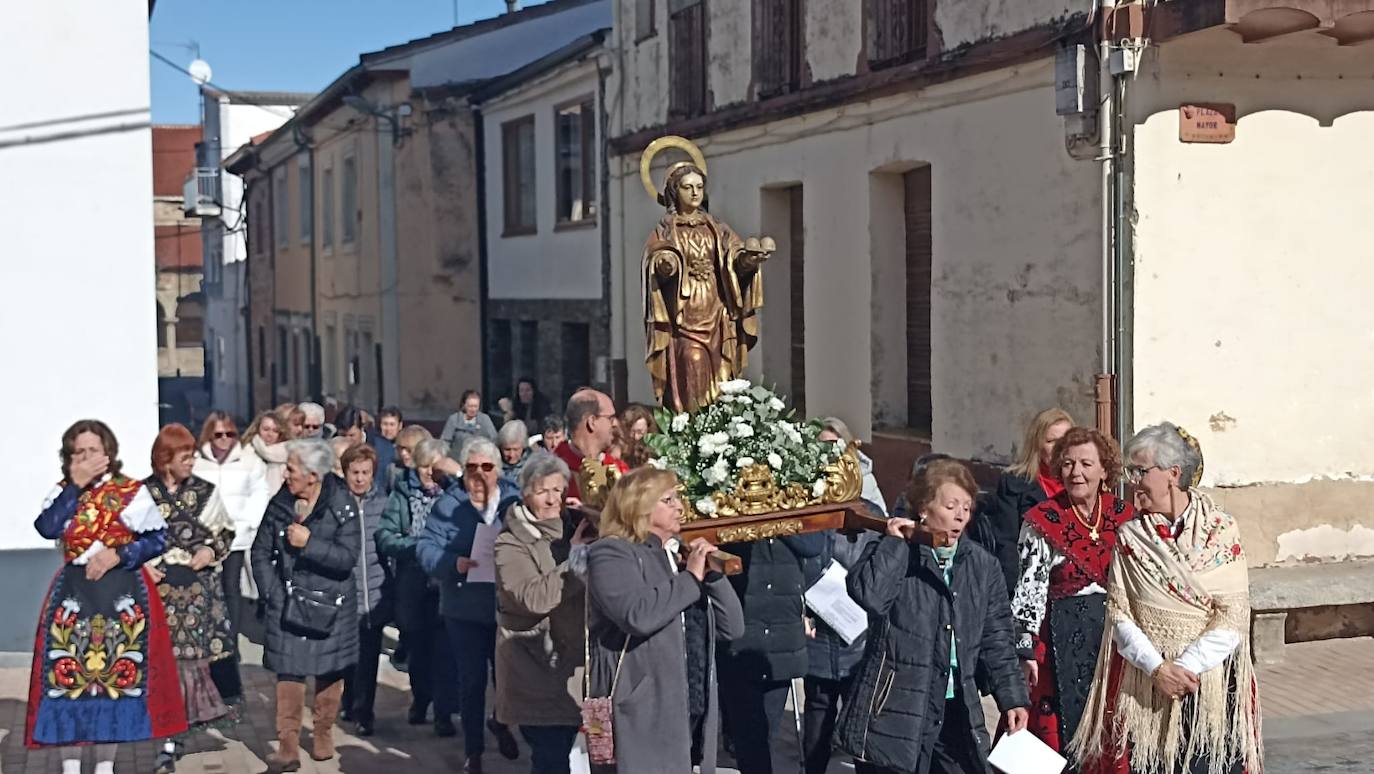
[[611, 60, 1102, 456], [0, 1, 159, 646], [484, 61, 603, 301], [1130, 31, 1374, 486]]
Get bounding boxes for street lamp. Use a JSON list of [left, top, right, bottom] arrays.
[[342, 95, 413, 146]]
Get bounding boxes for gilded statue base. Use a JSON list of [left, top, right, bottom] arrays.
[[679, 500, 888, 547]]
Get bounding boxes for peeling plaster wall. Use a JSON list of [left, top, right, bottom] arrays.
[[1131, 32, 1374, 565], [708, 0, 752, 106], [610, 60, 1101, 455], [805, 1, 862, 83], [936, 0, 1092, 51]]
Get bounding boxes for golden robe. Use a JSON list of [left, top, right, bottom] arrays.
[[643, 212, 763, 413]]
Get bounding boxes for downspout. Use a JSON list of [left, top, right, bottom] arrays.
[[1113, 73, 1133, 447], [474, 100, 491, 401], [1096, 0, 1119, 439], [308, 143, 321, 403], [596, 41, 617, 400]]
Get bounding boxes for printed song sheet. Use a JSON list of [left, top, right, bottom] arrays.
[[466, 523, 501, 583], [987, 728, 1067, 774], [803, 560, 867, 645]]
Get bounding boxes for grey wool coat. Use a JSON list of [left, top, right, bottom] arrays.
[[251, 474, 361, 677], [585, 535, 744, 774]]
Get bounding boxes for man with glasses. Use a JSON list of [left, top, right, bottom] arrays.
[[552, 388, 628, 505]]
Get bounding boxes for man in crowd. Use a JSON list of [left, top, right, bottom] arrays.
[[539, 415, 566, 451], [553, 389, 627, 504]]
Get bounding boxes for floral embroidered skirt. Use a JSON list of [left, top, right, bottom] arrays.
[[157, 565, 236, 726], [24, 564, 187, 747]]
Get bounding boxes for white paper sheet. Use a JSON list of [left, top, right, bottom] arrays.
[[803, 560, 868, 645], [987, 729, 1068, 774], [465, 523, 501, 583]]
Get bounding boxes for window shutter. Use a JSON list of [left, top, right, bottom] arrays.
[[904, 165, 932, 435]]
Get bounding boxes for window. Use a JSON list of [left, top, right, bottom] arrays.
[[753, 0, 804, 98], [635, 0, 656, 40], [321, 166, 335, 250], [298, 154, 312, 243], [555, 100, 597, 224], [669, 0, 708, 118], [904, 166, 932, 434], [518, 320, 539, 382], [341, 155, 357, 244], [273, 167, 288, 249], [487, 320, 513, 399], [561, 323, 591, 398], [867, 0, 930, 69], [502, 116, 537, 234]]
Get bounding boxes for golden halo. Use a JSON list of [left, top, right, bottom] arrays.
[[640, 135, 707, 201]]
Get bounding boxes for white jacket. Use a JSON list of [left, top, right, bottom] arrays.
[[193, 442, 271, 552]]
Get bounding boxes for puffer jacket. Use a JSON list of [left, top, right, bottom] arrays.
[[350, 482, 390, 625], [804, 524, 881, 682], [492, 502, 585, 727], [251, 474, 361, 677], [832, 535, 1028, 773], [416, 476, 521, 622], [194, 442, 270, 553], [720, 533, 826, 681]]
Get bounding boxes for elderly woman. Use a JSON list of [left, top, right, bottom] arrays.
[[379, 436, 460, 735], [297, 402, 327, 439], [585, 467, 744, 774], [1071, 424, 1262, 774], [418, 437, 522, 772], [440, 389, 499, 456], [337, 444, 390, 737], [497, 419, 532, 481], [493, 453, 595, 773], [144, 424, 238, 773], [979, 408, 1075, 596], [251, 440, 361, 773], [834, 459, 1029, 774], [1009, 427, 1134, 764], [26, 420, 185, 774]]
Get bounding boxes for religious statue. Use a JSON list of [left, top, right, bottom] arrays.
[[641, 136, 776, 413]]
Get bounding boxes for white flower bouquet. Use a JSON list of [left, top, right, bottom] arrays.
[[645, 379, 847, 517]]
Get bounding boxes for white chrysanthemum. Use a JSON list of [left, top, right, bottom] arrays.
[[767, 452, 783, 469], [704, 456, 731, 486], [736, 456, 755, 468], [695, 497, 717, 516], [736, 395, 754, 405], [780, 422, 803, 444], [671, 413, 689, 432], [730, 422, 755, 439], [648, 457, 669, 470], [812, 479, 828, 498], [719, 379, 751, 395], [769, 397, 785, 412]]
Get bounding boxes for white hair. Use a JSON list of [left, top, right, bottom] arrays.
[[1123, 422, 1203, 488], [287, 438, 335, 478], [414, 438, 449, 468], [497, 419, 529, 446], [459, 436, 503, 473], [298, 402, 325, 421], [517, 451, 571, 495]]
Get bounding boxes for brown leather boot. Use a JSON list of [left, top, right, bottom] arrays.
[[266, 680, 306, 773], [310, 678, 345, 762]]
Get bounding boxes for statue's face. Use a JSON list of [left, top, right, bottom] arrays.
[[675, 172, 705, 213]]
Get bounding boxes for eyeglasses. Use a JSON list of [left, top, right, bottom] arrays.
[[213, 431, 238, 440], [303, 423, 322, 430], [465, 462, 497, 473], [1124, 464, 1162, 483], [596, 412, 617, 421]]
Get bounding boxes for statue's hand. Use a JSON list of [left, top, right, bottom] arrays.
[[652, 250, 678, 277]]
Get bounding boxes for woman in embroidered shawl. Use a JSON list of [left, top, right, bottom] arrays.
[[143, 423, 238, 773], [1070, 423, 1262, 774], [25, 419, 187, 774], [642, 163, 771, 413], [1009, 427, 1133, 770]]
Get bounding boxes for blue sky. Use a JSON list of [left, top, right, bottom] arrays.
[[150, 0, 543, 124]]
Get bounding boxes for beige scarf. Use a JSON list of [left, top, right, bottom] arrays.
[[1070, 491, 1263, 774]]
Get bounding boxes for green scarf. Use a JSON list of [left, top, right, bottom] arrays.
[[932, 543, 958, 699]]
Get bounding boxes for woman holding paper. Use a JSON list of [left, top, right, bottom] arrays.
[[417, 437, 523, 772], [1008, 427, 1134, 764], [1070, 424, 1262, 774], [834, 458, 1030, 774]]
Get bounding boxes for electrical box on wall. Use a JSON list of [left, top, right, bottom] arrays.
[[1055, 44, 1099, 116]]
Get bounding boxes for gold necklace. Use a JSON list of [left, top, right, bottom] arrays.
[[1070, 494, 1104, 542]]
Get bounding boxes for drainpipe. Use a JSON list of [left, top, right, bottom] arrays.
[[1096, 0, 1118, 439], [474, 101, 491, 401], [596, 43, 618, 400]]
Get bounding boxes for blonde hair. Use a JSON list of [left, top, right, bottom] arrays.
[[599, 467, 679, 543], [1008, 407, 1075, 480]]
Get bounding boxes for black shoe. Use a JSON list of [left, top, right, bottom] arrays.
[[155, 750, 177, 774], [487, 717, 519, 760], [355, 720, 375, 737], [464, 755, 485, 774], [407, 702, 428, 725], [434, 716, 457, 738]]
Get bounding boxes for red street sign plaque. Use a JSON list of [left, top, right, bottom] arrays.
[[1179, 103, 1237, 143]]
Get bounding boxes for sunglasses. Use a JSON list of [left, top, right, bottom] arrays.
[[465, 462, 497, 473], [303, 423, 322, 430], [214, 431, 238, 440]]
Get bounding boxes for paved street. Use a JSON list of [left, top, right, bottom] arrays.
[[1, 637, 1370, 773]]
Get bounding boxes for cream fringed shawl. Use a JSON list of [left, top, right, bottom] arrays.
[[1069, 491, 1263, 774]]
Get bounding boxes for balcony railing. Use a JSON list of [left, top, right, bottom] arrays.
[[183, 168, 222, 217]]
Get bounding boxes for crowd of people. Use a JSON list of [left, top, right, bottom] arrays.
[[25, 385, 1262, 774]]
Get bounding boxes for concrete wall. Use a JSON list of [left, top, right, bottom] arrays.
[[1129, 30, 1374, 566], [610, 59, 1102, 456], [0, 1, 160, 644], [483, 60, 603, 301]]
